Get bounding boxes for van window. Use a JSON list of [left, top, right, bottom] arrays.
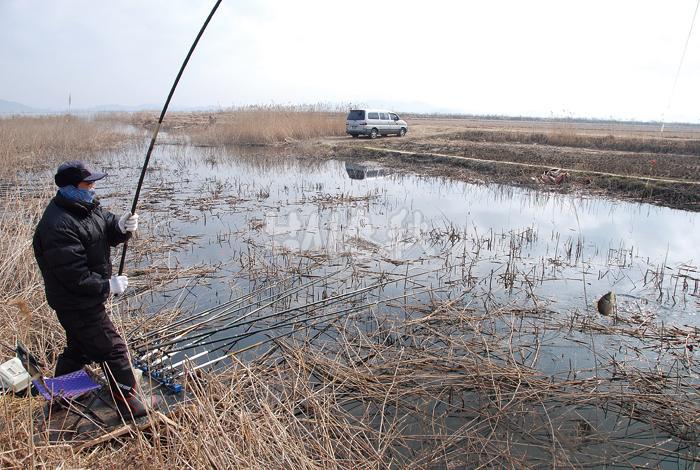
[[368, 112, 379, 119], [347, 110, 365, 120], [390, 113, 399, 120], [379, 113, 389, 120]]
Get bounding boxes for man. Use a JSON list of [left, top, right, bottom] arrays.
[[33, 161, 154, 418]]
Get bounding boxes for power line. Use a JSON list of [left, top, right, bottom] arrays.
[[660, 0, 700, 131]]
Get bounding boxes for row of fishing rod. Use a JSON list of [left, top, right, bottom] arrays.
[[128, 266, 452, 392]]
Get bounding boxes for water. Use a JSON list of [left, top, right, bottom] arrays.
[[102, 143, 698, 324]]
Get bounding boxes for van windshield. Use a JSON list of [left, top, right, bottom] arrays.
[[347, 110, 365, 120]]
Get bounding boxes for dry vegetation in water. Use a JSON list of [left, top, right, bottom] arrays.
[[3, 296, 699, 468]]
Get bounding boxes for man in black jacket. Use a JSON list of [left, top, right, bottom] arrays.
[[33, 161, 152, 418]]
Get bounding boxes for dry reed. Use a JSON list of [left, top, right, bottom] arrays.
[[0, 115, 131, 180], [5, 298, 697, 468], [168, 105, 346, 145]]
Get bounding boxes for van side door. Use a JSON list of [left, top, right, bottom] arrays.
[[367, 111, 380, 134], [389, 113, 401, 134], [379, 112, 391, 135]]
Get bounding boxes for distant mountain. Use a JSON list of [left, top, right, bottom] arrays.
[[0, 99, 166, 115], [0, 99, 42, 114], [0, 99, 224, 115], [82, 103, 160, 113]]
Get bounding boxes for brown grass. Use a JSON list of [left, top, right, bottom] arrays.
[[129, 105, 347, 145], [446, 127, 700, 156], [0, 115, 131, 179], [2, 296, 698, 468]]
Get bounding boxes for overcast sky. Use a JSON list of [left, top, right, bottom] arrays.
[[1, 0, 699, 121]]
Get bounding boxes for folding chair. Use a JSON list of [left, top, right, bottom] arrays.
[[32, 369, 106, 436]]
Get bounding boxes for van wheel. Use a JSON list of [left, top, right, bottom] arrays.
[[351, 134, 359, 138], [370, 128, 379, 139], [398, 128, 406, 137]]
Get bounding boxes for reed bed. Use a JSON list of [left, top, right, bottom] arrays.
[[0, 115, 132, 179], [158, 105, 346, 146]]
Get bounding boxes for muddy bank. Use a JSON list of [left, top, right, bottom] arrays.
[[328, 143, 700, 212]]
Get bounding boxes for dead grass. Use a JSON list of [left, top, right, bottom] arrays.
[[129, 105, 347, 145], [2, 297, 698, 468], [0, 115, 131, 180], [200, 105, 345, 145], [447, 127, 700, 156]]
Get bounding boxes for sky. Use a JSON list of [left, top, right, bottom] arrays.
[[1, 0, 699, 122]]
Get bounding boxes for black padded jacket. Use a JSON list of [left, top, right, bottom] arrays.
[[33, 192, 130, 312]]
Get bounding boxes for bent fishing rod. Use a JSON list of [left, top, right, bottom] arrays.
[[118, 0, 222, 276]]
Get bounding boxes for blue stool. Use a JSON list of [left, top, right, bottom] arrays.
[[33, 370, 106, 434]]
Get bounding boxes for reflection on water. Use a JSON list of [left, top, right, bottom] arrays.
[[345, 162, 389, 180]]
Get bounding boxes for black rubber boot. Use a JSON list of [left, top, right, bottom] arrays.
[[114, 391, 159, 420]]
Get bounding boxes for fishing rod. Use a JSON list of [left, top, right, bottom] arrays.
[[176, 309, 350, 376], [143, 281, 428, 391], [133, 271, 347, 375], [173, 283, 440, 377], [161, 307, 355, 379], [135, 270, 339, 344], [118, 0, 222, 276], [132, 269, 342, 353], [125, 275, 200, 340], [138, 265, 446, 357], [136, 275, 375, 371], [179, 283, 439, 364], [136, 267, 449, 389], [141, 268, 442, 365], [130, 274, 295, 343], [140, 274, 397, 354], [144, 278, 455, 391], [152, 280, 383, 354]]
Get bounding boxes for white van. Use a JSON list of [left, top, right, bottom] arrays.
[[346, 109, 408, 139]]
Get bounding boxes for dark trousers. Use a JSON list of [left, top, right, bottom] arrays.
[[55, 304, 136, 394]]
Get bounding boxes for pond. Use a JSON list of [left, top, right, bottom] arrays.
[[101, 143, 698, 322], [95, 142, 698, 467]]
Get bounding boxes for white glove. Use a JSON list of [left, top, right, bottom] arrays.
[[118, 212, 139, 233], [109, 275, 129, 295]]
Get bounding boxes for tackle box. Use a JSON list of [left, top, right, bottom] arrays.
[[0, 357, 31, 393]]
